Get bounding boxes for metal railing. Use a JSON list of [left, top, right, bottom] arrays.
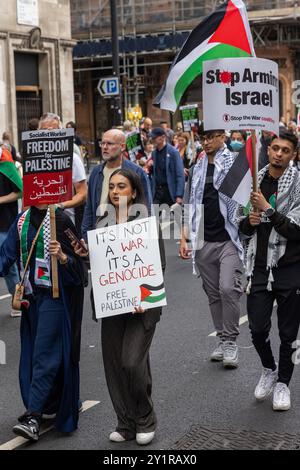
[[71, 0, 300, 38]]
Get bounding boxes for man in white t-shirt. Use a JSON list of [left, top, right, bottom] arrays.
[[39, 113, 87, 224]]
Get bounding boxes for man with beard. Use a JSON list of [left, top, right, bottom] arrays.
[[237, 130, 300, 411]]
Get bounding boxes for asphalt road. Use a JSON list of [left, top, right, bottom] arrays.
[[1, 226, 300, 451]]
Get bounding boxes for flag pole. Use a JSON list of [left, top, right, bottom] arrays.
[[50, 204, 59, 298], [190, 130, 196, 165], [251, 129, 258, 193]]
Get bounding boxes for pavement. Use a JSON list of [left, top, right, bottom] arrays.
[[1, 224, 300, 451]]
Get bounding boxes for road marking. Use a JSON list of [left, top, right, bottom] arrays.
[[0, 400, 100, 450], [0, 294, 11, 301], [208, 315, 248, 337]]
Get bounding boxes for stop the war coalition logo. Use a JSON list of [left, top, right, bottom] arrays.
[[203, 58, 279, 134]]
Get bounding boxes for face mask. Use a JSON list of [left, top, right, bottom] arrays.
[[231, 140, 244, 152]]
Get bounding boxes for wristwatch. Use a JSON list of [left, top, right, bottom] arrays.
[[265, 206, 275, 217]]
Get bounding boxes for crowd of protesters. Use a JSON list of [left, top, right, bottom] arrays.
[[1, 111, 300, 446]]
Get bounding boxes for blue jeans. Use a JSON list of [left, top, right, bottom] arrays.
[[0, 231, 19, 295]]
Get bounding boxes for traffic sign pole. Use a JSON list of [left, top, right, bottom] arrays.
[[110, 0, 122, 126]]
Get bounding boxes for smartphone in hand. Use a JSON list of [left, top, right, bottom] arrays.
[[64, 228, 88, 254]]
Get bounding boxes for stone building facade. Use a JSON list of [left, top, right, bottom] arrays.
[[0, 0, 76, 150]]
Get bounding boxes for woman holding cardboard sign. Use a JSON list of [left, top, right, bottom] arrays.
[[0, 205, 85, 442], [74, 169, 166, 446]]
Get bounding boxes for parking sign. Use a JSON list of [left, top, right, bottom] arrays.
[[98, 77, 120, 96]]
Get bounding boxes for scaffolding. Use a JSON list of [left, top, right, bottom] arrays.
[[71, 0, 300, 40], [71, 0, 300, 124]]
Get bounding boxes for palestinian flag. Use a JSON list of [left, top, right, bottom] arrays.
[[37, 266, 50, 281], [154, 0, 255, 112], [0, 146, 23, 192], [219, 135, 255, 207], [140, 282, 166, 304], [35, 259, 51, 287]]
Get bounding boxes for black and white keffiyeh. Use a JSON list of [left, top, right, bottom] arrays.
[[188, 145, 244, 273], [236, 164, 300, 290]]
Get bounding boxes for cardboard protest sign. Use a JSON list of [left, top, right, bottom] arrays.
[[126, 131, 146, 161], [180, 104, 200, 132], [203, 58, 279, 134], [88, 216, 166, 319], [22, 128, 74, 206]]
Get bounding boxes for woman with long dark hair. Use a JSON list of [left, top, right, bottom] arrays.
[[74, 168, 165, 446]]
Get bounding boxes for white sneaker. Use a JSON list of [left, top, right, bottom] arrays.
[[109, 431, 126, 442], [254, 366, 278, 401], [273, 382, 291, 411], [210, 341, 224, 362], [10, 309, 21, 318], [136, 431, 155, 445], [223, 341, 238, 368]]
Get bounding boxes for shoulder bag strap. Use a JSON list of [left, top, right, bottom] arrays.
[[20, 219, 45, 286]]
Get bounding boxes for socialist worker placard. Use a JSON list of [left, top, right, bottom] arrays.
[[88, 216, 167, 319], [22, 128, 74, 206]]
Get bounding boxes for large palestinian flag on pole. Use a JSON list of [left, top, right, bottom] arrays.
[[154, 0, 255, 112], [0, 147, 23, 193]]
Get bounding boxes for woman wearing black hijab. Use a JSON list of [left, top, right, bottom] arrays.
[[0, 205, 85, 442]]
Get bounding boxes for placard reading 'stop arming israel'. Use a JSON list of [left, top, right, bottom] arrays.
[[203, 57, 279, 135]]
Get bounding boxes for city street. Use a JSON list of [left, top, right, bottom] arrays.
[[1, 224, 300, 451]]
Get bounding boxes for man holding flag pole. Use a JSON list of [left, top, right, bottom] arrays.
[[180, 125, 244, 368], [237, 130, 300, 411], [155, 0, 255, 367]]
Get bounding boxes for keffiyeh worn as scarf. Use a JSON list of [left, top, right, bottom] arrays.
[[235, 164, 300, 291], [17, 208, 52, 294], [188, 145, 244, 273]]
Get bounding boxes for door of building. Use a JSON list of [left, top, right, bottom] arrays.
[[15, 52, 42, 151], [16, 90, 43, 151]]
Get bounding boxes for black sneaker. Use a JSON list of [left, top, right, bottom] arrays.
[[13, 414, 40, 442]]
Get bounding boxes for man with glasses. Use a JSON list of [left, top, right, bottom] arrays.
[[82, 128, 152, 238], [237, 130, 300, 411], [180, 127, 244, 368]]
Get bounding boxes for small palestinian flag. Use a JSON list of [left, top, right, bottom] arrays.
[[140, 283, 166, 304], [154, 0, 255, 112], [38, 266, 49, 281], [0, 146, 23, 192], [219, 135, 255, 207], [35, 259, 51, 287]]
